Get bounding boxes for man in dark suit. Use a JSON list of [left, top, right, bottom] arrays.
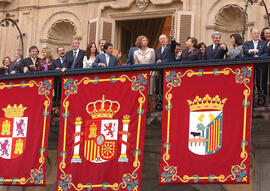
[[8, 49, 23, 74], [93, 42, 119, 67], [243, 28, 269, 57], [156, 31, 176, 63], [62, 39, 85, 70], [126, 47, 139, 65], [21, 46, 40, 73], [205, 32, 228, 60], [52, 46, 66, 71], [175, 42, 181, 62]]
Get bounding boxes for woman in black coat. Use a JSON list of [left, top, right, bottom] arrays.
[[180, 37, 201, 61]]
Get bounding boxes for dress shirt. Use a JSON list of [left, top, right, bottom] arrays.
[[253, 40, 258, 49], [105, 53, 110, 66]]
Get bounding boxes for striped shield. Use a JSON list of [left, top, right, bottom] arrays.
[[188, 111, 223, 155]]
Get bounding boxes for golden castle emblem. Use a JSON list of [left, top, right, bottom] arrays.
[[2, 104, 27, 118], [86, 95, 120, 119], [187, 94, 227, 112], [14, 139, 24, 155], [1, 120, 11, 136]]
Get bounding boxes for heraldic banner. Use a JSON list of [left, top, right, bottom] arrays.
[[0, 77, 54, 186], [159, 64, 254, 184], [56, 71, 149, 190]]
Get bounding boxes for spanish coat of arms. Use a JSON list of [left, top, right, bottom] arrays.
[[71, 95, 130, 164]]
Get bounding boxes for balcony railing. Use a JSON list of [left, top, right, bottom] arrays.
[[1, 57, 270, 119]]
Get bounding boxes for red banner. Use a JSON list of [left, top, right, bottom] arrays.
[[56, 71, 149, 190], [159, 65, 253, 184], [0, 78, 53, 185]]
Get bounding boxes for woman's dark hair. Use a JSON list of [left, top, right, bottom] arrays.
[[230, 34, 243, 46], [261, 27, 270, 41], [197, 42, 206, 49], [86, 42, 98, 59]]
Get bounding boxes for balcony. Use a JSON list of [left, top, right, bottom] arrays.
[[0, 57, 269, 191]]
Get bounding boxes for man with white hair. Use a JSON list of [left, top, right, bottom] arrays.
[[243, 28, 269, 57], [205, 31, 228, 60], [155, 31, 176, 63], [8, 49, 23, 74]]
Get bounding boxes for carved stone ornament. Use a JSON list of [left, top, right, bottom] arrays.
[[136, 0, 149, 11]]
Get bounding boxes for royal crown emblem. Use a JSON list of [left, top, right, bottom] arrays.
[[0, 104, 28, 159], [71, 96, 130, 164], [187, 95, 227, 155]]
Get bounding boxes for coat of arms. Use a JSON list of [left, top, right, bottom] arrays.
[[187, 95, 227, 155], [0, 104, 28, 159], [71, 96, 130, 164]]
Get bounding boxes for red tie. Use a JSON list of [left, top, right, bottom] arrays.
[[14, 60, 17, 65]]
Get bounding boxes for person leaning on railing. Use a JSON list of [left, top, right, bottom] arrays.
[[205, 31, 228, 60], [0, 56, 11, 74], [243, 28, 269, 57], [228, 34, 243, 59], [62, 38, 85, 71], [21, 46, 40, 73], [180, 37, 201, 61], [92, 42, 118, 67], [133, 35, 155, 65], [83, 42, 98, 69], [8, 49, 23, 74], [37, 47, 54, 71]]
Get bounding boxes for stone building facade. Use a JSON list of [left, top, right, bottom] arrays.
[[0, 1, 270, 191], [0, 0, 269, 62]]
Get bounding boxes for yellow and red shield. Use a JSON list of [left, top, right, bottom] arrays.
[[0, 117, 28, 159], [84, 119, 118, 163]]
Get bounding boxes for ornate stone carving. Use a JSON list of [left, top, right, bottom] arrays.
[[136, 0, 149, 11]]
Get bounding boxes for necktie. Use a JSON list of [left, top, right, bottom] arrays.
[[33, 59, 36, 67], [71, 51, 77, 69], [14, 60, 17, 65], [60, 58, 64, 64]]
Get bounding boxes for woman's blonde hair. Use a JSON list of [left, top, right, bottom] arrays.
[[135, 35, 149, 48], [42, 47, 54, 60]]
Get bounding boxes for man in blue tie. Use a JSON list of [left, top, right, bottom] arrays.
[[62, 38, 85, 70], [52, 46, 66, 71], [93, 43, 119, 67]]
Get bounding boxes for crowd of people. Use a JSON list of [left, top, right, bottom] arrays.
[[1, 27, 270, 75]]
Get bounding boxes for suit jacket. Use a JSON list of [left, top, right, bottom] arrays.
[[62, 49, 85, 69], [180, 48, 202, 61], [243, 40, 269, 57], [126, 47, 139, 65], [21, 57, 40, 72], [155, 38, 176, 63], [8, 59, 23, 73], [205, 44, 228, 60], [93, 54, 119, 67], [52, 57, 64, 70]]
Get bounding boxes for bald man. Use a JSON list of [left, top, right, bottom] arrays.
[[155, 31, 176, 63]]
